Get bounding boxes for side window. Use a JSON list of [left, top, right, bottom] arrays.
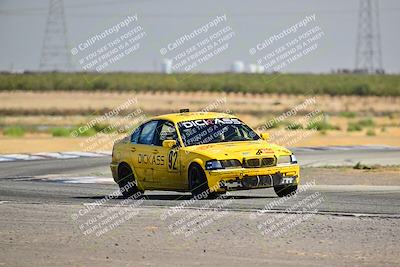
[[154, 121, 177, 146], [130, 127, 141, 143], [138, 121, 158, 145]]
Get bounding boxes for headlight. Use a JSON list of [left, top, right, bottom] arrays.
[[277, 154, 297, 165], [205, 160, 224, 170], [277, 155, 291, 165]]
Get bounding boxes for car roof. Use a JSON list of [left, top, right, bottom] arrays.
[[152, 112, 237, 124]]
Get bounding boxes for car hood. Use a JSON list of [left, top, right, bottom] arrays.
[[183, 140, 292, 159]]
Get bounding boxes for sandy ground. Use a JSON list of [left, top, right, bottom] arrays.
[[0, 203, 399, 267], [1, 155, 400, 266], [302, 167, 400, 186], [1, 129, 400, 153], [1, 91, 399, 152]]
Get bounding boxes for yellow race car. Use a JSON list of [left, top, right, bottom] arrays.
[[110, 110, 300, 198]]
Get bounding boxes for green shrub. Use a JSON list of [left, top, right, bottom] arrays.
[[347, 122, 363, 131], [347, 118, 375, 132], [353, 162, 375, 170], [262, 119, 281, 129], [353, 84, 371, 96], [0, 73, 399, 96], [366, 129, 376, 136], [73, 126, 97, 137], [358, 118, 375, 127], [92, 123, 114, 133], [286, 122, 303, 130], [51, 127, 70, 137], [91, 80, 109, 90], [306, 121, 338, 131], [339, 111, 357, 118], [3, 126, 25, 137]]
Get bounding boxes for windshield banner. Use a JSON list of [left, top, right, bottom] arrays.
[[179, 118, 243, 129]]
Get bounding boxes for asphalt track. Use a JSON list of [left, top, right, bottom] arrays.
[[1, 147, 400, 266], [1, 147, 400, 216]]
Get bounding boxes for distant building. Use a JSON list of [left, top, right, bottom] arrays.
[[161, 59, 173, 74], [248, 64, 257, 73], [231, 61, 244, 73], [248, 64, 265, 73]]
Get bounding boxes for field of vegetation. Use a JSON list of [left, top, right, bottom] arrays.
[[1, 72, 400, 96]]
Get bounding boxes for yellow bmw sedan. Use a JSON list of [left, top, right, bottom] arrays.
[[110, 110, 300, 199]]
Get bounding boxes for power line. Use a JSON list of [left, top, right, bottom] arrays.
[[1, 7, 400, 17]]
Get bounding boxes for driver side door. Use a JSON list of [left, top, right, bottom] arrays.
[[152, 120, 183, 190]]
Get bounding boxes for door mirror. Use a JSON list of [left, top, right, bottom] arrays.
[[260, 132, 269, 141], [162, 139, 177, 148]]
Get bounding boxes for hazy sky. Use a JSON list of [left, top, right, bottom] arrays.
[[1, 0, 399, 73]]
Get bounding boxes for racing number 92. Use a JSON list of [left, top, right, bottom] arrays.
[[168, 150, 178, 171]]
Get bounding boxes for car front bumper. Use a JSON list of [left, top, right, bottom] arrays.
[[206, 164, 300, 192]]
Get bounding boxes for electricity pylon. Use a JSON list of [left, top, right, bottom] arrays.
[[39, 0, 72, 71], [355, 0, 383, 74]]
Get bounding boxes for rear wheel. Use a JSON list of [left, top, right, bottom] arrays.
[[274, 184, 298, 197], [118, 163, 143, 198], [188, 164, 215, 199]]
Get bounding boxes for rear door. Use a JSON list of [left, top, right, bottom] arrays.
[[127, 126, 141, 182], [133, 120, 159, 185]]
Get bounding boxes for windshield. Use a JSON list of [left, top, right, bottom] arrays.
[[177, 117, 260, 146]]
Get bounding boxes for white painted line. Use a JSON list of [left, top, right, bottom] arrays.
[[0, 154, 46, 161], [292, 145, 400, 152], [83, 202, 103, 206], [96, 151, 112, 156], [62, 152, 108, 158], [20, 175, 114, 184], [0, 151, 111, 162], [61, 177, 113, 184], [312, 184, 400, 191], [0, 157, 14, 162], [32, 152, 80, 159]]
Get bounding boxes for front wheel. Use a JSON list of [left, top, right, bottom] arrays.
[[118, 164, 143, 198], [274, 184, 298, 197], [188, 164, 216, 199]]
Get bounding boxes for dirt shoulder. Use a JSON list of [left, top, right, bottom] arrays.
[[301, 166, 400, 186], [0, 203, 399, 267]]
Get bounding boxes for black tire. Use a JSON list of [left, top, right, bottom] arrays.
[[117, 163, 143, 198], [188, 164, 215, 199], [274, 184, 298, 197]]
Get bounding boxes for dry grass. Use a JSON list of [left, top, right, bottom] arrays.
[[1, 128, 400, 153], [1, 91, 400, 153], [1, 91, 400, 116]]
